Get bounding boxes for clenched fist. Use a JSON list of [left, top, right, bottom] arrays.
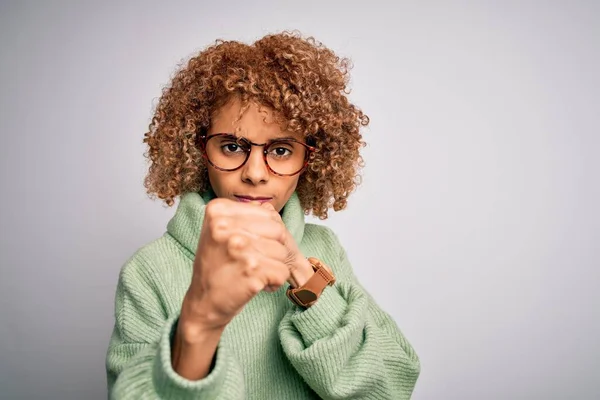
[[181, 198, 294, 331]]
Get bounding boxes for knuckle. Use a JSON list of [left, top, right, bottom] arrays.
[[209, 217, 229, 234], [206, 198, 228, 216], [248, 279, 263, 294], [210, 220, 230, 243], [248, 256, 260, 269], [244, 257, 260, 274], [227, 234, 248, 251], [212, 229, 225, 243], [205, 201, 217, 217], [270, 210, 280, 222], [273, 273, 286, 287], [278, 224, 288, 242], [261, 201, 274, 210]]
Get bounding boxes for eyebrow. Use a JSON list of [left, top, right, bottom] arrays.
[[217, 133, 300, 142]]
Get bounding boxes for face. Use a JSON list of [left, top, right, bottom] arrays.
[[205, 96, 305, 212]]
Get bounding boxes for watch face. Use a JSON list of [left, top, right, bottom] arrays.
[[295, 289, 318, 304]]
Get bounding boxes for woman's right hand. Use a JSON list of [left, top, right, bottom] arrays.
[[180, 198, 292, 333]]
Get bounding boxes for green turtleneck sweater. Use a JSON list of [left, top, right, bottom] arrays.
[[105, 190, 420, 399]]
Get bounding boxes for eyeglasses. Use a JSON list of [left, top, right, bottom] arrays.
[[199, 133, 317, 176]]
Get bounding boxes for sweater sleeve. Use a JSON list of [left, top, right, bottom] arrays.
[[105, 257, 245, 399], [278, 229, 421, 399]]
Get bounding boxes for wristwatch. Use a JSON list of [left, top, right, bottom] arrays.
[[286, 257, 336, 308]]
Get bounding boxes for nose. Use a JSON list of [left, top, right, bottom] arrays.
[[241, 147, 269, 185]]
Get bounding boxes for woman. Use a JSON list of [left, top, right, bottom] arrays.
[[105, 31, 420, 399]]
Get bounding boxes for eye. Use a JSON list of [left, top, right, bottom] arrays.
[[270, 147, 292, 157], [221, 142, 245, 154]]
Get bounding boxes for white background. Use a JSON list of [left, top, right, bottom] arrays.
[[1, 1, 598, 399]]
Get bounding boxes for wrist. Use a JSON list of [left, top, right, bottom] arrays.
[[288, 257, 314, 288], [177, 318, 225, 345], [180, 292, 227, 342], [173, 298, 224, 380]]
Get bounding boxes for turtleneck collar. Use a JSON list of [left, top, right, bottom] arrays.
[[166, 189, 306, 258]]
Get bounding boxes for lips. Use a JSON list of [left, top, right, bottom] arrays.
[[234, 195, 273, 203]]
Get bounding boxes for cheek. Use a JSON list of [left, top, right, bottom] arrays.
[[287, 175, 301, 194], [274, 175, 301, 209], [278, 174, 299, 192], [207, 168, 229, 196]]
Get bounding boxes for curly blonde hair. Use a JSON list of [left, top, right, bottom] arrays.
[[143, 31, 369, 219]]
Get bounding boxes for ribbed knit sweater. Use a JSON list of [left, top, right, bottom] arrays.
[[105, 190, 420, 399]]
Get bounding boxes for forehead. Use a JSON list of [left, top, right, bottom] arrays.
[[209, 97, 301, 140]]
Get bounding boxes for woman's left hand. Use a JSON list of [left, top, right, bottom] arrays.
[[258, 202, 314, 290]]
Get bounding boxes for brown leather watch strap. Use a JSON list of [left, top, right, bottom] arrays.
[[286, 257, 336, 308]]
